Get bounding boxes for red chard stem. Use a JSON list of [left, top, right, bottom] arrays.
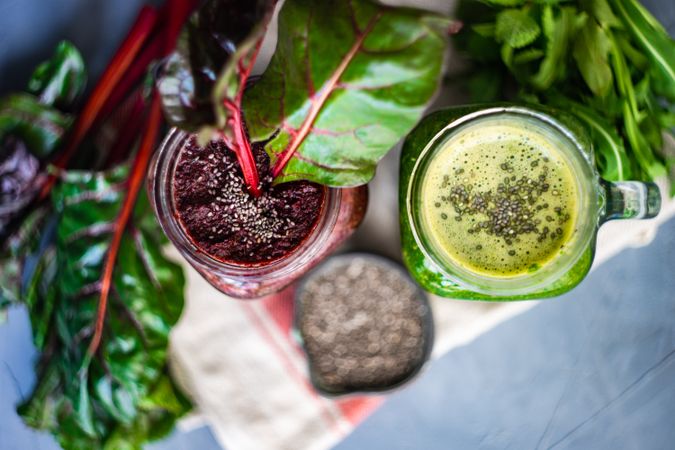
[[39, 6, 159, 200], [86, 92, 163, 359], [104, 92, 147, 167], [221, 36, 266, 197], [97, 0, 199, 128], [271, 14, 381, 179], [86, 1, 200, 357], [223, 102, 261, 197], [96, 31, 165, 123]]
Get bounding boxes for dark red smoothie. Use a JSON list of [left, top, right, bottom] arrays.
[[173, 137, 325, 265]]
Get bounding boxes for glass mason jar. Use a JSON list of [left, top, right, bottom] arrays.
[[148, 128, 368, 299], [400, 105, 661, 300]]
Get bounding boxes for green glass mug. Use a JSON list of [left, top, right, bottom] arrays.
[[400, 105, 661, 300]]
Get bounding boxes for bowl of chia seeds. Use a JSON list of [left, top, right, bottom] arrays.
[[295, 253, 434, 396]]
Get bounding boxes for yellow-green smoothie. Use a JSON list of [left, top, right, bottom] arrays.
[[420, 119, 579, 277]]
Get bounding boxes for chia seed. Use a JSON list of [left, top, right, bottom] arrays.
[[173, 137, 325, 264], [436, 158, 571, 254], [297, 255, 432, 395]]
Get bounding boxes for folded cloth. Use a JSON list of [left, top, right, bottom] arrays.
[[169, 274, 383, 450]]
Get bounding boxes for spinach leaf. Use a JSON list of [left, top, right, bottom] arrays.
[[573, 19, 613, 97], [495, 9, 541, 49], [609, 0, 675, 101], [531, 6, 577, 90], [244, 0, 451, 185], [16, 167, 189, 450]]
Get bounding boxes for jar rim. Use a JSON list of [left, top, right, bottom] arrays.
[[148, 128, 341, 281], [406, 106, 599, 296]]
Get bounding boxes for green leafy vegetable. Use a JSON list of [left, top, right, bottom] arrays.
[[0, 41, 85, 161], [160, 0, 451, 188], [465, 70, 503, 103], [495, 9, 540, 49], [610, 0, 675, 100], [0, 207, 52, 308], [243, 0, 451, 185], [573, 19, 613, 97], [483, 0, 525, 6], [1, 6, 195, 447], [0, 94, 73, 159], [584, 0, 620, 28], [16, 167, 189, 449], [0, 41, 84, 240], [27, 41, 87, 109], [530, 6, 578, 90], [548, 94, 633, 180], [157, 0, 274, 131], [455, 0, 675, 188], [513, 48, 545, 64], [158, 0, 276, 195], [209, 0, 277, 195]]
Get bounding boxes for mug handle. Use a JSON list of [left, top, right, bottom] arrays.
[[601, 180, 661, 222]]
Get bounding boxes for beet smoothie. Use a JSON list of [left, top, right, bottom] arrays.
[[150, 128, 367, 298], [173, 137, 325, 265]]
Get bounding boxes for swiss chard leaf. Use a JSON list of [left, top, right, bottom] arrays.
[[16, 167, 190, 450], [102, 374, 191, 450], [208, 0, 277, 195], [157, 0, 275, 132], [244, 0, 451, 185], [0, 94, 71, 238], [1, 41, 83, 239], [0, 93, 73, 160], [0, 139, 40, 218], [27, 41, 87, 109], [0, 206, 52, 309], [158, 0, 276, 194], [0, 94, 71, 239]]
